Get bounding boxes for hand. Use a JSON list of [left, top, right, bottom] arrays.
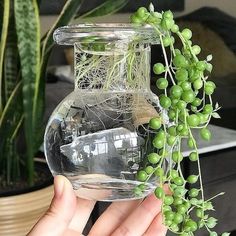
[[28, 175, 167, 236]]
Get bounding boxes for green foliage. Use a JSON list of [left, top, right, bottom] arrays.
[[0, 2, 3, 34], [41, 0, 83, 60], [14, 0, 41, 185], [76, 0, 128, 19], [0, 81, 23, 178], [0, 82, 22, 147], [0, 0, 10, 113], [33, 0, 84, 160], [0, 0, 129, 186]]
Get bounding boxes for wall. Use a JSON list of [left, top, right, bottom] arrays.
[[181, 0, 236, 17]]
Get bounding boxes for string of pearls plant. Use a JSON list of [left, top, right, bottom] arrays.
[[131, 4, 229, 236]]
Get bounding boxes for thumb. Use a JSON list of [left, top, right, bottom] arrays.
[[27, 175, 77, 236]]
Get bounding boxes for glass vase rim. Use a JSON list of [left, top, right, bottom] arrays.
[[53, 23, 160, 45]]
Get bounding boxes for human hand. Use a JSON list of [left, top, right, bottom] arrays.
[[28, 175, 167, 236]]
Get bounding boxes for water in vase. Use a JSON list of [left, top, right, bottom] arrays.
[[44, 25, 167, 201]]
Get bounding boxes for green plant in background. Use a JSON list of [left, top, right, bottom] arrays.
[[131, 4, 229, 236], [0, 0, 129, 187]]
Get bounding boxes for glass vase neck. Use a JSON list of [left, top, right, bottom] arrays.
[[53, 24, 160, 93], [74, 42, 151, 92]]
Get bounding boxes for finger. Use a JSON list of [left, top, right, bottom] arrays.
[[64, 229, 84, 236], [143, 185, 170, 236], [68, 197, 96, 233], [89, 199, 141, 236], [111, 194, 162, 236], [27, 175, 77, 236], [143, 212, 167, 236]]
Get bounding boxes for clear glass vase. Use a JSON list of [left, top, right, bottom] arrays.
[[44, 24, 169, 201]]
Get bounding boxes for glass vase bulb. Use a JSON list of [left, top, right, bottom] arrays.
[[44, 24, 169, 201]]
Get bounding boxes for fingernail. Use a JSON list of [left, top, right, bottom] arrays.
[[54, 175, 64, 198]]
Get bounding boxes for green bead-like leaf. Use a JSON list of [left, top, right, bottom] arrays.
[[205, 202, 214, 211], [4, 12, 19, 101], [210, 232, 218, 236], [212, 112, 221, 119], [207, 217, 218, 228], [222, 233, 230, 236]]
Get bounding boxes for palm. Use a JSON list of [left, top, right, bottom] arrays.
[[28, 176, 167, 236]]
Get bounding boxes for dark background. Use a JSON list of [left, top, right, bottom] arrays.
[[39, 0, 185, 15]]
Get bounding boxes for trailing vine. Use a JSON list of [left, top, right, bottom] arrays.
[[131, 4, 229, 236]]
